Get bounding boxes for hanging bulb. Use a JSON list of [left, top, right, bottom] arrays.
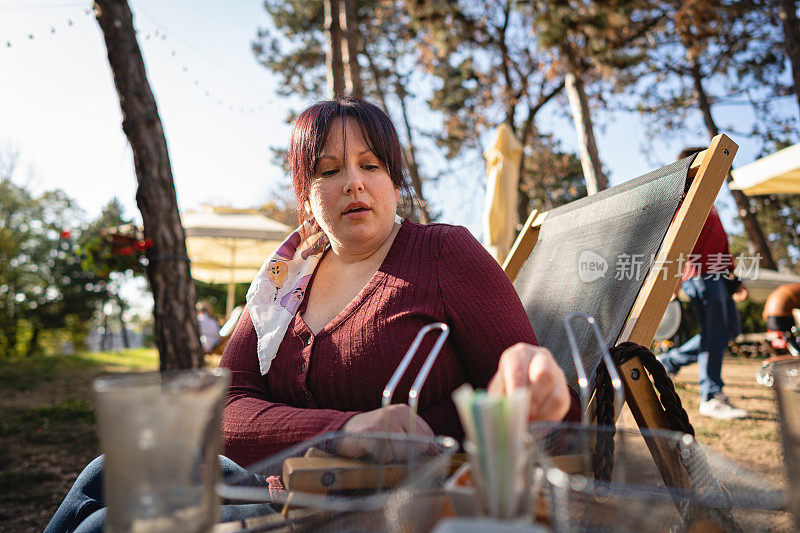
[[50, 27, 56, 34]]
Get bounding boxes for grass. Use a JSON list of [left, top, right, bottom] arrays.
[[0, 348, 159, 532]]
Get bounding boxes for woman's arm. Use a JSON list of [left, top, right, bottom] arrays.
[[436, 225, 538, 384], [437, 225, 573, 421], [219, 307, 358, 466]]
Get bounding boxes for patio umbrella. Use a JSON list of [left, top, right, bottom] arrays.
[[483, 123, 523, 263], [183, 206, 292, 317], [730, 143, 800, 196]]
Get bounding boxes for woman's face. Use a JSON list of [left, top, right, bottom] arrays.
[[308, 117, 399, 254]]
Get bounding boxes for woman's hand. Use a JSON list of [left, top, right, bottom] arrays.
[[488, 343, 570, 421], [343, 404, 434, 436], [339, 404, 434, 460]]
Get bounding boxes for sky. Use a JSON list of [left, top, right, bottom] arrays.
[[3, 0, 794, 228], [1, 0, 797, 314]]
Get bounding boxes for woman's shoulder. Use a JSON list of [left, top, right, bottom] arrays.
[[401, 219, 477, 245]]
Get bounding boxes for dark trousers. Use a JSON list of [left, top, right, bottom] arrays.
[[44, 455, 274, 533], [660, 277, 740, 401]]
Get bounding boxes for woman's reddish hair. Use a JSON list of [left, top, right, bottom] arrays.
[[288, 97, 411, 222]]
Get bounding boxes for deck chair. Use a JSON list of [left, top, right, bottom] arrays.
[[503, 133, 738, 490]]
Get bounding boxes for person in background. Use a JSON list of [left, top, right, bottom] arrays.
[[763, 283, 800, 356], [196, 300, 222, 353], [659, 148, 749, 420], [763, 283, 800, 339]]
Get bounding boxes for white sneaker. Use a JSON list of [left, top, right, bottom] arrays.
[[699, 393, 748, 420]]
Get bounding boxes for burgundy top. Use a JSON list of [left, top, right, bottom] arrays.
[[220, 220, 550, 467], [682, 207, 735, 281]]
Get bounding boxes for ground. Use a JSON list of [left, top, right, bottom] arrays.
[[0, 351, 788, 532], [650, 356, 784, 488]]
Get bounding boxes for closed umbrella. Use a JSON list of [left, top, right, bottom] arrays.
[[730, 143, 800, 196], [183, 206, 292, 317], [483, 123, 523, 263]]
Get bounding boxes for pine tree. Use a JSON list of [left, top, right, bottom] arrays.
[[94, 0, 204, 369], [623, 0, 783, 270], [253, 0, 433, 221]]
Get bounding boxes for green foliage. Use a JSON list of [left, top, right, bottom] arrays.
[[522, 132, 587, 211], [78, 198, 147, 280], [736, 298, 766, 334], [530, 0, 660, 76], [0, 174, 107, 357], [409, 1, 593, 215], [253, 0, 327, 102], [622, 1, 793, 139], [254, 0, 800, 271]]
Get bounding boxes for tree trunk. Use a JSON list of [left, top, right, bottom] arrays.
[[101, 313, 112, 351], [372, 40, 432, 223], [1, 297, 18, 357], [564, 70, 607, 195], [94, 0, 203, 370], [323, 0, 346, 98], [778, 0, 800, 122], [339, 0, 362, 97], [516, 83, 565, 223], [26, 326, 40, 357], [392, 77, 431, 223], [689, 60, 778, 270], [117, 297, 130, 348]]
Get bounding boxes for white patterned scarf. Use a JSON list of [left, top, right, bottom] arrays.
[[246, 215, 402, 375]]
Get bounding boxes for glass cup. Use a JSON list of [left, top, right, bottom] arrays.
[[94, 368, 231, 533], [773, 359, 800, 529]]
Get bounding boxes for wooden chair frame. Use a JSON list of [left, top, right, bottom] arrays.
[[503, 134, 738, 489]]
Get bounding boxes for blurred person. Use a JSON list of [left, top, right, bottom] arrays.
[[196, 300, 221, 353], [763, 282, 800, 346], [658, 148, 749, 420]]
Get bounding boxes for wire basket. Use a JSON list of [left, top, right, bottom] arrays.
[[216, 323, 458, 531], [216, 430, 458, 532], [530, 422, 790, 532]]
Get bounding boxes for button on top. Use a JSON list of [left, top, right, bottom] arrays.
[[304, 390, 312, 401], [306, 334, 314, 346], [299, 360, 308, 372]]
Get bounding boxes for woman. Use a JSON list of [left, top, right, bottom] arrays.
[[221, 97, 572, 466], [45, 98, 572, 532]]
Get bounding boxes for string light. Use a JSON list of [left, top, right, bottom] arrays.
[[1, 4, 274, 116]]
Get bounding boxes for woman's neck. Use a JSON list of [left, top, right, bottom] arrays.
[[326, 222, 401, 266]]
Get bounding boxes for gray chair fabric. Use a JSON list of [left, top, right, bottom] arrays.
[[513, 156, 695, 392]]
